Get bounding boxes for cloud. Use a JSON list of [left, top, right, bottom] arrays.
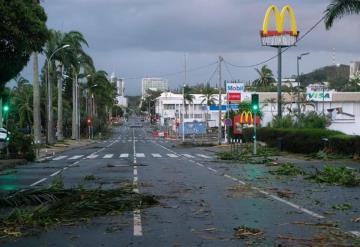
[[18, 0, 360, 95]]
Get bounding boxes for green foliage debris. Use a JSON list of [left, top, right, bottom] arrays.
[[0, 186, 158, 238], [310, 166, 360, 187], [270, 163, 305, 176]]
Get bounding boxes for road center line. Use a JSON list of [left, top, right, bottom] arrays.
[[132, 128, 142, 237]]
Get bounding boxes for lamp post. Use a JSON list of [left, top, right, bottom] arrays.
[[182, 84, 185, 142], [296, 52, 310, 117], [47, 44, 70, 144]]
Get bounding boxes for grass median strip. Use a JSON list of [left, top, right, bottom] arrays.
[[0, 183, 158, 238]]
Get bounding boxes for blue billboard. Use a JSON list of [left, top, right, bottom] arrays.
[[209, 104, 239, 111], [179, 122, 207, 135]]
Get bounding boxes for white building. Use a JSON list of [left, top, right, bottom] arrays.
[[141, 78, 168, 96], [155, 92, 360, 136], [115, 96, 128, 108], [350, 61, 360, 80], [155, 92, 226, 128], [116, 78, 125, 96]]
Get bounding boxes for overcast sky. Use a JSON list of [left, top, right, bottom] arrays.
[[20, 0, 360, 95]]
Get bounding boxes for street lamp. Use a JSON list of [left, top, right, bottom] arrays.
[[296, 52, 310, 117], [182, 84, 185, 142], [47, 44, 70, 143]]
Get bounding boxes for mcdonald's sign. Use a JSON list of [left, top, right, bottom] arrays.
[[233, 111, 260, 134], [261, 5, 299, 37]]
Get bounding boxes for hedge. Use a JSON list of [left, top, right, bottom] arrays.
[[243, 128, 360, 156]]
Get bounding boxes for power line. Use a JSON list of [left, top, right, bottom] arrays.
[[224, 61, 234, 80], [224, 15, 326, 69], [124, 61, 218, 80]]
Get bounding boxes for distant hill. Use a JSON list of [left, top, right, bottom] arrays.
[[299, 64, 350, 90]]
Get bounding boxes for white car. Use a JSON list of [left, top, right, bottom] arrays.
[[0, 128, 9, 141]]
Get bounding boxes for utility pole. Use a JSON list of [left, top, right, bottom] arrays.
[[72, 72, 77, 140], [218, 56, 223, 145], [277, 47, 282, 118]]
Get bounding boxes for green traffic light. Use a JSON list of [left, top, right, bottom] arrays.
[[3, 105, 9, 112], [252, 105, 258, 110]]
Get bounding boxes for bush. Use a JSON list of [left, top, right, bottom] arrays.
[[271, 115, 294, 128], [297, 112, 329, 129], [7, 130, 35, 161], [243, 128, 345, 154]]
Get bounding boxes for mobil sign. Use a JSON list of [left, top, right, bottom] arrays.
[[226, 83, 244, 103], [226, 83, 244, 93]]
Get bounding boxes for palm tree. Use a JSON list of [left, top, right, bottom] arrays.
[[183, 85, 194, 118], [325, 0, 360, 29], [43, 30, 92, 141], [253, 65, 275, 87], [14, 84, 33, 129], [200, 83, 217, 129]]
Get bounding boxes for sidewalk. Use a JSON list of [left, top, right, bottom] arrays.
[[37, 139, 95, 161]]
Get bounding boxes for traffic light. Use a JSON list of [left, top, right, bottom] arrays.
[[251, 94, 259, 112], [3, 105, 9, 113], [87, 117, 92, 125]]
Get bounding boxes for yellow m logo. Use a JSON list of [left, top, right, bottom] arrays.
[[262, 5, 298, 36]]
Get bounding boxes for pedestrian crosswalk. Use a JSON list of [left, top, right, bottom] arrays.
[[98, 139, 170, 144], [51, 153, 213, 161]]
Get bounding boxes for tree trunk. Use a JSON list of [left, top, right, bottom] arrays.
[[57, 64, 64, 141], [47, 62, 55, 144], [32, 52, 41, 144], [72, 72, 76, 139]]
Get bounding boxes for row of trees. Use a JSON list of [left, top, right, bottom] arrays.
[[1, 1, 117, 149]]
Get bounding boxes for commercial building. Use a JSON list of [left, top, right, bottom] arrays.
[[141, 78, 168, 96], [155, 91, 360, 136]]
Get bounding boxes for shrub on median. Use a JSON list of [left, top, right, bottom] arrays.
[[243, 128, 360, 156]]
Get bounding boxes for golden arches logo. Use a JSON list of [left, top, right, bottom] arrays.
[[239, 111, 253, 124], [262, 5, 298, 36]]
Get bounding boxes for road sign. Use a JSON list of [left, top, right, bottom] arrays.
[[227, 93, 241, 101], [224, 118, 232, 126]]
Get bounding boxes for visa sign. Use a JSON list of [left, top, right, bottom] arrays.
[[226, 83, 244, 93], [306, 91, 333, 102]]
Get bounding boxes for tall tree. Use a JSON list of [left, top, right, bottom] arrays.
[[0, 0, 48, 128], [253, 65, 275, 87], [325, 0, 360, 29], [200, 83, 217, 130], [183, 85, 194, 117]]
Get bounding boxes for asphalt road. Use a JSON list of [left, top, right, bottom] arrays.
[[1, 117, 359, 246]]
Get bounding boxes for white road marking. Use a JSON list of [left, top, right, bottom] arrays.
[[349, 231, 360, 237], [266, 193, 324, 219], [133, 209, 143, 236], [50, 170, 61, 177], [183, 154, 195, 158], [196, 162, 204, 167], [53, 155, 67, 161], [151, 153, 162, 158], [136, 153, 145, 158], [87, 154, 99, 159], [30, 178, 47, 187], [207, 167, 217, 173], [197, 154, 212, 159], [154, 141, 324, 220], [69, 155, 83, 160], [63, 167, 68, 170], [120, 153, 129, 158], [134, 169, 138, 176], [167, 154, 178, 158], [103, 154, 114, 159]]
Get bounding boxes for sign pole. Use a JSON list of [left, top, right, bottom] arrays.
[[253, 111, 257, 155]]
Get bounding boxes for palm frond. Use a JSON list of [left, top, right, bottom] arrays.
[[325, 0, 360, 29]]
